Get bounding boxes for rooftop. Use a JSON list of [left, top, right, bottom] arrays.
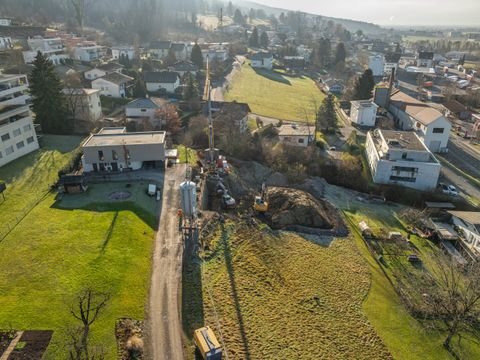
[[96, 62, 123, 72], [251, 52, 273, 61], [278, 124, 314, 137], [389, 90, 443, 125], [449, 211, 480, 231], [126, 97, 168, 109], [379, 130, 427, 151], [94, 72, 133, 85], [351, 100, 378, 108], [144, 71, 179, 84], [150, 40, 171, 49], [83, 130, 166, 147]]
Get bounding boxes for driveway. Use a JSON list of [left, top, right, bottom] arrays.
[[210, 55, 245, 102], [146, 164, 186, 360]]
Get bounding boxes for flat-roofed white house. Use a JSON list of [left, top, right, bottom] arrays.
[[448, 211, 480, 257], [389, 90, 451, 153], [368, 54, 384, 77], [111, 46, 136, 60], [277, 124, 315, 147], [350, 100, 378, 127], [63, 88, 103, 123], [81, 127, 166, 172], [23, 36, 69, 65], [144, 71, 180, 94], [73, 42, 107, 62], [365, 129, 441, 191], [250, 52, 273, 70], [0, 74, 39, 167], [91, 72, 134, 98]]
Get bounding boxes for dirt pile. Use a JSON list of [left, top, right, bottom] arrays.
[[268, 187, 341, 231]]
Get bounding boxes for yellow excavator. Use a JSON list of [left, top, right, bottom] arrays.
[[253, 182, 269, 213]]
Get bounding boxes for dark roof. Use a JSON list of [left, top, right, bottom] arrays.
[[384, 52, 401, 63], [96, 62, 123, 72], [445, 100, 468, 114], [213, 101, 251, 121], [449, 211, 480, 232], [250, 52, 273, 61], [126, 97, 168, 109], [144, 71, 179, 84], [418, 51, 434, 60], [96, 72, 133, 85], [58, 174, 86, 185], [171, 43, 185, 52], [172, 61, 198, 72], [150, 40, 171, 50]]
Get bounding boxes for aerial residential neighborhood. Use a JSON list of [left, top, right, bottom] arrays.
[[0, 0, 480, 359]]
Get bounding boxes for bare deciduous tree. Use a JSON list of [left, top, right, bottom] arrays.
[[421, 254, 480, 353], [69, 288, 110, 360]]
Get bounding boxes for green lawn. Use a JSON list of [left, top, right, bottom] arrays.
[[183, 222, 391, 359], [344, 207, 480, 360], [0, 137, 157, 359], [225, 62, 325, 121]]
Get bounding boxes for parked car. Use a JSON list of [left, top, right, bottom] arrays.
[[222, 193, 236, 209], [408, 254, 421, 264], [438, 183, 458, 196]]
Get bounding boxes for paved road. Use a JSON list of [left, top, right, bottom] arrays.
[[147, 164, 186, 360], [444, 134, 480, 179], [440, 165, 480, 202], [210, 55, 245, 102]]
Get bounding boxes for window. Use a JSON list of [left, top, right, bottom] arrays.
[[23, 124, 31, 132], [390, 175, 416, 183], [13, 128, 21, 137], [112, 150, 118, 160], [16, 141, 24, 149], [433, 128, 444, 134], [141, 109, 147, 112], [98, 150, 104, 161], [5, 146, 14, 155], [402, 153, 407, 159], [298, 138, 305, 144], [26, 136, 35, 144], [1, 133, 10, 142]]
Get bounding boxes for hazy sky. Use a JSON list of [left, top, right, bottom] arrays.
[[253, 0, 480, 26]]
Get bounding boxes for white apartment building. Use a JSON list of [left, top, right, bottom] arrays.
[[368, 54, 385, 77], [73, 42, 107, 62], [63, 88, 102, 123], [0, 74, 39, 167], [389, 90, 451, 152], [111, 46, 136, 60], [365, 130, 441, 191], [384, 52, 401, 76], [23, 36, 69, 65], [350, 100, 378, 127]]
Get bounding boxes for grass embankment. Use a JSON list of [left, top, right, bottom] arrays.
[[225, 62, 325, 121], [345, 206, 480, 360], [0, 136, 157, 358], [176, 145, 199, 165], [183, 222, 391, 359]]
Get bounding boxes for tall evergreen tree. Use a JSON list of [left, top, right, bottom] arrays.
[[190, 43, 204, 69], [317, 94, 337, 132], [353, 69, 375, 100], [316, 37, 331, 68], [260, 31, 269, 48], [132, 78, 147, 98], [334, 42, 346, 65], [249, 27, 259, 48], [30, 51, 70, 134], [227, 1, 234, 17], [183, 73, 199, 102], [233, 9, 244, 24]]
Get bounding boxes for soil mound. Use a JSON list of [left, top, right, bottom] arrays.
[[268, 187, 337, 230]]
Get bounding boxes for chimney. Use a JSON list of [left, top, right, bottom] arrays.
[[385, 67, 396, 109]]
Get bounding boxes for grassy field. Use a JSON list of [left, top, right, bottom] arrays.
[[0, 136, 157, 358], [183, 222, 391, 359], [225, 62, 325, 121]]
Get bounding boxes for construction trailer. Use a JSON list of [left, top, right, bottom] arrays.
[[194, 326, 222, 360]]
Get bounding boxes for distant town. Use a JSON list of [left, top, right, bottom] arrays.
[[0, 0, 480, 359]]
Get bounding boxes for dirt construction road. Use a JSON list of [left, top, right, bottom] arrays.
[[147, 164, 186, 360]]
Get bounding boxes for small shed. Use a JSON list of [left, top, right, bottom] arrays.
[[58, 175, 88, 194]]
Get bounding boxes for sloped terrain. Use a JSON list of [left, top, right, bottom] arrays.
[[187, 222, 392, 359]]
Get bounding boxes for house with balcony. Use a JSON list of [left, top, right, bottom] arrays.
[[73, 42, 107, 62], [23, 36, 69, 65], [365, 129, 441, 191], [0, 74, 39, 167], [389, 90, 452, 153], [111, 46, 136, 61]]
